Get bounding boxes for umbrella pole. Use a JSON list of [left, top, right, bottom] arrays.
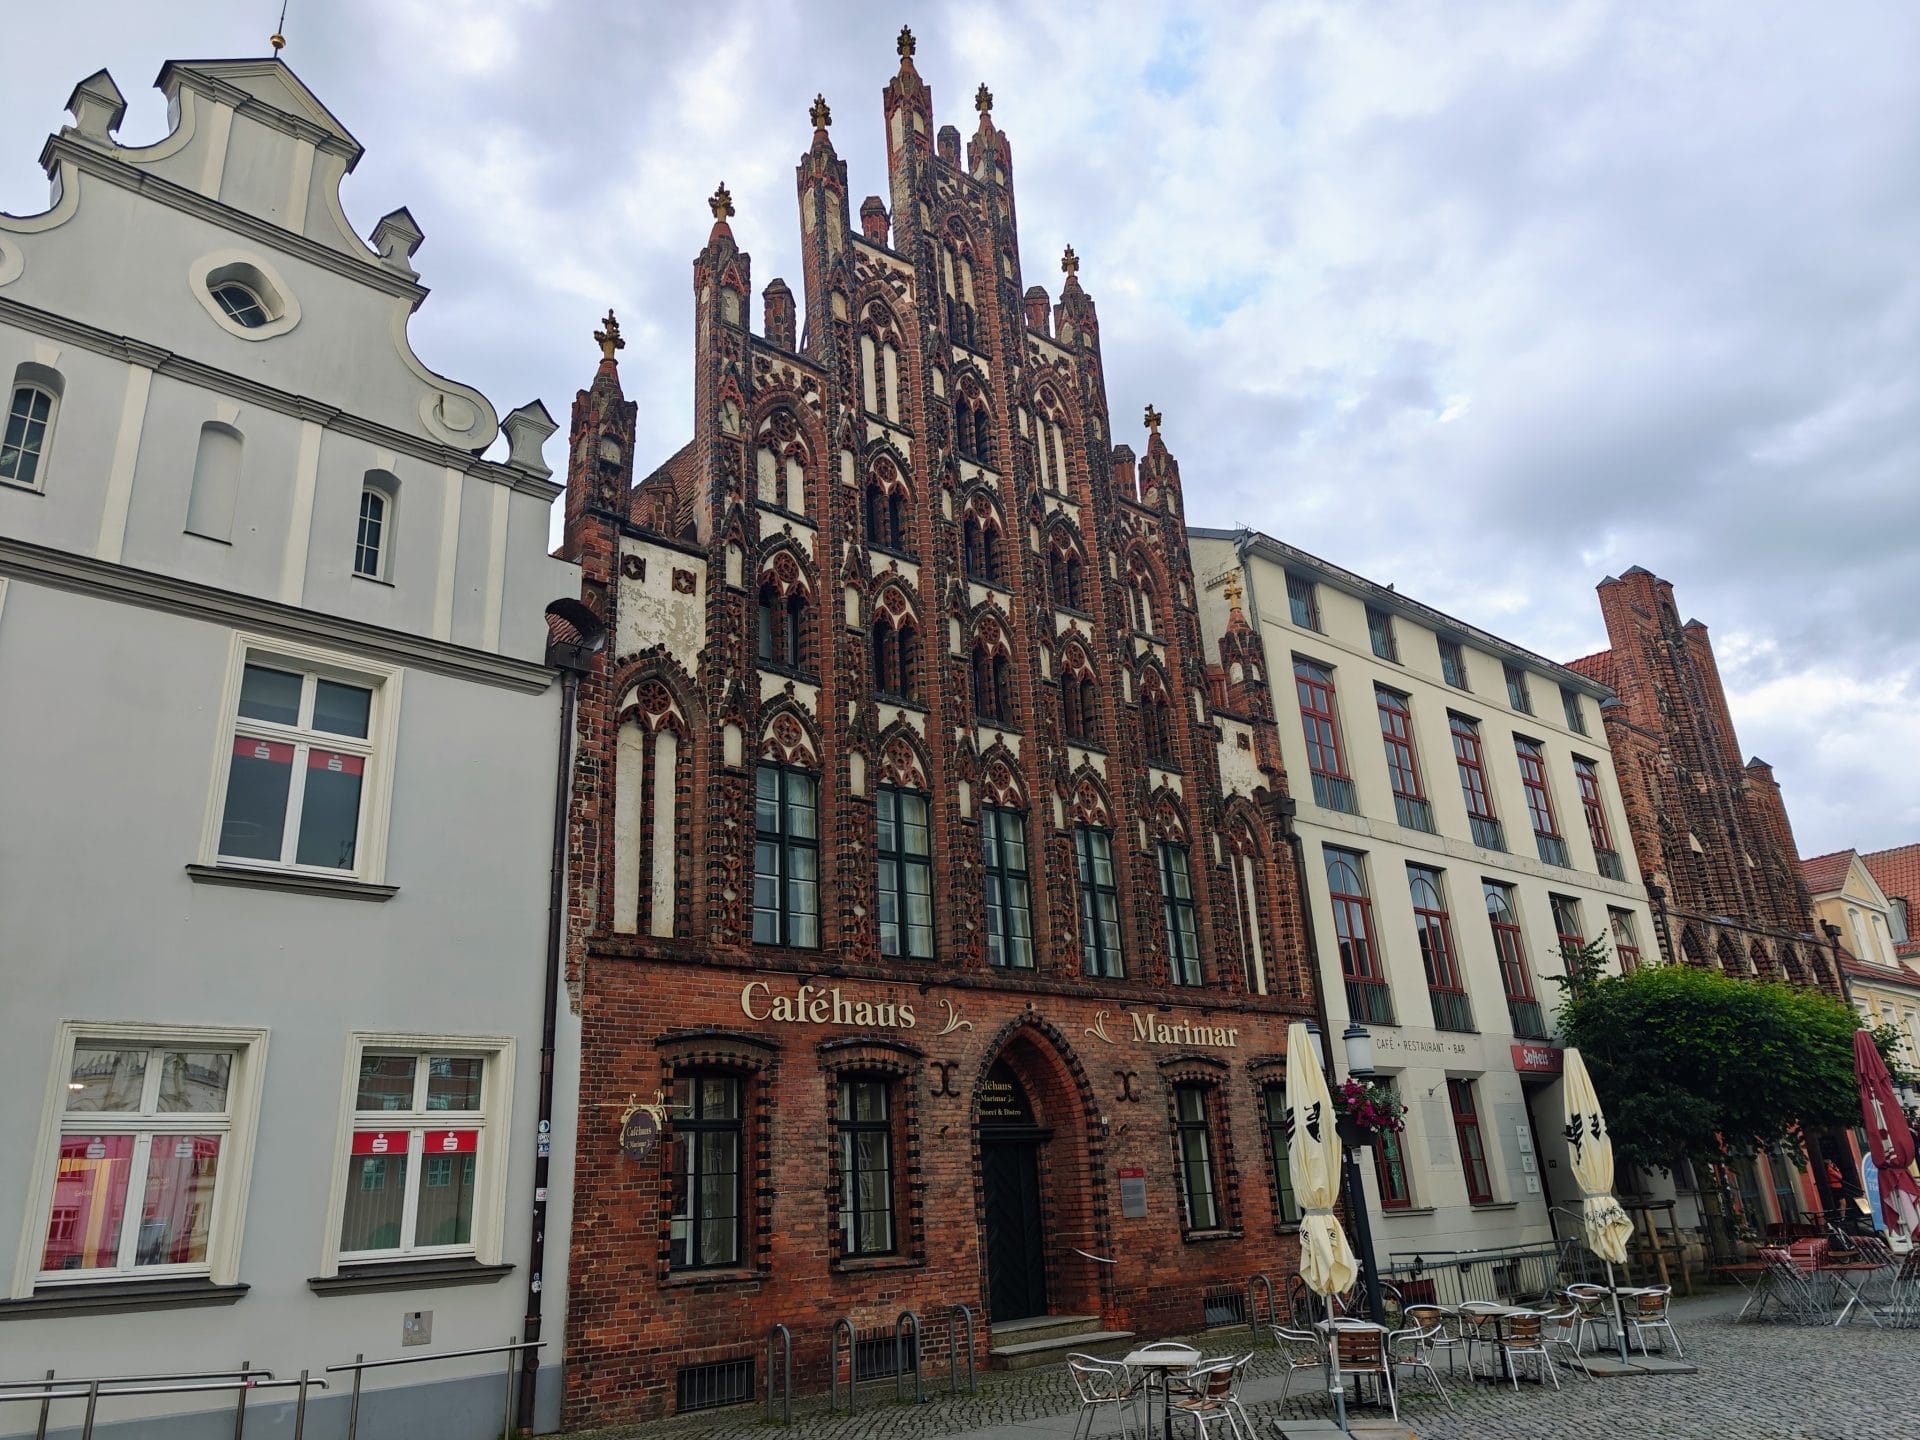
[[1327, 1293, 1349, 1435], [1606, 1259, 1629, 1366]]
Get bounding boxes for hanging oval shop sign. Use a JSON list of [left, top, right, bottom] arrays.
[[619, 1107, 659, 1162]]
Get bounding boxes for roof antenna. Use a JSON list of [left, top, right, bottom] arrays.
[[270, 0, 289, 53]]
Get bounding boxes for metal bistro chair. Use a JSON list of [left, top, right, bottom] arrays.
[[1386, 1320, 1455, 1412], [1757, 1247, 1830, 1325], [1168, 1360, 1245, 1440], [1269, 1326, 1327, 1406], [1538, 1304, 1594, 1378], [1403, 1303, 1467, 1376], [1564, 1283, 1616, 1353], [1331, 1325, 1398, 1421], [1886, 1248, 1920, 1327], [1492, 1311, 1561, 1392], [1625, 1285, 1683, 1357], [1455, 1300, 1508, 1378], [1067, 1354, 1146, 1440]]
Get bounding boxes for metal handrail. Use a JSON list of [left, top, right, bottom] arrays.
[[765, 1323, 792, 1424], [948, 1304, 977, 1394], [326, 1337, 538, 1440], [0, 1367, 274, 1390], [1, 1374, 324, 1440], [828, 1317, 857, 1414], [894, 1311, 924, 1405], [1246, 1272, 1276, 1336]]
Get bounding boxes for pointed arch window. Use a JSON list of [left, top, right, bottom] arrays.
[[757, 583, 807, 670], [871, 615, 919, 701], [1141, 684, 1175, 767], [865, 473, 909, 553], [1062, 660, 1098, 744], [963, 512, 1002, 584], [971, 643, 1010, 724], [1049, 542, 1086, 611]]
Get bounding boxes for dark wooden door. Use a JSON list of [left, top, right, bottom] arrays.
[[982, 1141, 1047, 1320]]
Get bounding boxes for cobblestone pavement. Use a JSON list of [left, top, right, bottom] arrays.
[[562, 1291, 1920, 1440]]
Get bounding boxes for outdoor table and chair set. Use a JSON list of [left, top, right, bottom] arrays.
[[1729, 1234, 1920, 1328]]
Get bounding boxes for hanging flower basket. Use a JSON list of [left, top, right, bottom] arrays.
[[1338, 1078, 1407, 1138]]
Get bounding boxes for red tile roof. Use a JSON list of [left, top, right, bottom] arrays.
[[1565, 649, 1618, 692], [1800, 849, 1856, 897], [1860, 844, 1920, 961]]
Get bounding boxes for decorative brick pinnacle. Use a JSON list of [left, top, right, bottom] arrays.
[[810, 94, 831, 130]]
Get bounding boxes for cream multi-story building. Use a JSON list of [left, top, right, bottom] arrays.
[[1192, 528, 1658, 1261]]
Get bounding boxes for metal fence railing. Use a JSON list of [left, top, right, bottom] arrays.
[[0, 1369, 322, 1440], [325, 1338, 538, 1440], [1379, 1241, 1597, 1309]]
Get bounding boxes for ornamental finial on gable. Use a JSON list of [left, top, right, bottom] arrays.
[[898, 25, 916, 59], [595, 310, 625, 364], [810, 94, 831, 130], [709, 183, 735, 221], [1061, 244, 1079, 277], [976, 83, 993, 115], [1144, 403, 1162, 434]]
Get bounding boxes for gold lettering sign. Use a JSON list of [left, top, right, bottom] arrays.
[[740, 980, 917, 1030], [1086, 1009, 1240, 1048]]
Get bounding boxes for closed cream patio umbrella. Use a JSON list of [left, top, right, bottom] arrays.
[[1563, 1046, 1633, 1363], [1286, 1022, 1359, 1429]]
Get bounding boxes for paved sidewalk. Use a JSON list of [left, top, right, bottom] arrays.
[[560, 1290, 1920, 1440]]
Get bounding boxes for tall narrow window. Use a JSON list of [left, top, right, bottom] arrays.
[[1, 375, 58, 489], [1574, 757, 1623, 879], [185, 422, 243, 543], [1159, 843, 1201, 986], [1286, 573, 1320, 631], [982, 806, 1034, 969], [1326, 847, 1393, 1024], [1142, 690, 1175, 766], [669, 1073, 743, 1270], [1550, 893, 1585, 967], [1560, 686, 1587, 735], [1410, 866, 1472, 1032], [972, 645, 1009, 723], [1609, 908, 1643, 973], [1075, 825, 1123, 978], [1295, 660, 1356, 813], [1173, 1086, 1221, 1231], [354, 488, 387, 579], [876, 786, 933, 959], [1515, 738, 1569, 866], [1372, 1079, 1412, 1209], [753, 764, 819, 947], [1262, 1086, 1301, 1223], [756, 585, 806, 669], [871, 621, 897, 696], [1504, 663, 1532, 713], [1366, 605, 1399, 662], [836, 1078, 895, 1256], [1376, 688, 1433, 832], [1438, 639, 1468, 690], [1448, 1079, 1494, 1205], [1485, 881, 1545, 1038], [1451, 714, 1504, 851]]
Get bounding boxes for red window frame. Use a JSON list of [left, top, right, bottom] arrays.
[[1409, 867, 1464, 992], [1484, 882, 1536, 1003], [1573, 757, 1614, 851], [1514, 739, 1562, 839], [1448, 1078, 1494, 1205], [1377, 689, 1425, 803], [1325, 849, 1383, 983], [1450, 715, 1496, 820], [1551, 893, 1585, 970], [1295, 661, 1350, 785], [1372, 1080, 1413, 1209], [1611, 909, 1643, 973]]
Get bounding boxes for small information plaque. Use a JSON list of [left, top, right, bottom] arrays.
[[1118, 1166, 1147, 1219]]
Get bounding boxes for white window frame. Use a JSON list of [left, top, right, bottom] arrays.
[[355, 473, 399, 582], [12, 1021, 270, 1298], [1, 365, 63, 493], [198, 632, 403, 884], [317, 1032, 514, 1276]]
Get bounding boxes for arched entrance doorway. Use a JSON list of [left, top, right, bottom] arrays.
[[980, 1060, 1049, 1320], [974, 1027, 1107, 1325]]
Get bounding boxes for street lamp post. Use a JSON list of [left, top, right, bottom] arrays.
[[1305, 1019, 1387, 1325]]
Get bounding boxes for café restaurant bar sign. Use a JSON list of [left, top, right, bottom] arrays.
[[740, 979, 916, 1029]]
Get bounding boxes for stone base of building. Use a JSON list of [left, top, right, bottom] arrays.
[[562, 954, 1310, 1427]]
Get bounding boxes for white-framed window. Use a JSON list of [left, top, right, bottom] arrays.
[[201, 634, 402, 882], [190, 251, 302, 341], [320, 1034, 513, 1272], [13, 1022, 269, 1296], [355, 472, 399, 580], [1, 363, 64, 491]]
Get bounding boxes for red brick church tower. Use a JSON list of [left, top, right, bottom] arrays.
[[555, 31, 1319, 1426]]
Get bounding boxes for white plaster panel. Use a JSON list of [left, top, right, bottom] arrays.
[[1215, 723, 1265, 799], [614, 538, 707, 669]]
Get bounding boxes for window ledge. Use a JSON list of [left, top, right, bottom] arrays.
[[1182, 1228, 1245, 1245], [1, 478, 45, 495], [867, 542, 919, 564], [662, 1268, 766, 1290], [352, 571, 395, 588], [309, 1257, 512, 1295], [1379, 1207, 1437, 1219], [1470, 1201, 1521, 1212], [833, 1254, 923, 1275], [1, 1277, 249, 1320], [186, 864, 398, 902]]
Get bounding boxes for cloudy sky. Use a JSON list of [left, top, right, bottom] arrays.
[[6, 2, 1917, 857]]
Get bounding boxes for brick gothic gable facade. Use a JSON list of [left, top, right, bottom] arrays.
[[555, 36, 1318, 1426], [1567, 567, 1840, 992]]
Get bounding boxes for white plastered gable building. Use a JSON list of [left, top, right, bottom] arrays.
[[0, 55, 581, 1437]]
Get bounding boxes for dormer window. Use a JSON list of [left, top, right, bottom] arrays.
[[213, 283, 270, 329]]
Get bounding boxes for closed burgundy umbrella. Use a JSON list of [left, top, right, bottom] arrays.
[[1854, 1030, 1920, 1236]]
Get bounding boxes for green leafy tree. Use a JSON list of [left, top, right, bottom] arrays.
[[1555, 961, 1897, 1174]]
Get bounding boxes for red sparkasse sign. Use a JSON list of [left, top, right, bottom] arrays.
[[423, 1129, 478, 1154], [1510, 1043, 1564, 1075], [1117, 1166, 1145, 1179], [351, 1130, 402, 1156]]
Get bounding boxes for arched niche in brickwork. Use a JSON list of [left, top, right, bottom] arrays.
[[977, 742, 1026, 810], [1715, 932, 1746, 977], [752, 403, 812, 514], [1068, 768, 1113, 830], [960, 483, 1008, 584], [875, 723, 932, 792], [1779, 943, 1808, 986], [1679, 924, 1709, 968], [970, 1016, 1110, 1319], [609, 660, 702, 940], [759, 702, 820, 770], [869, 578, 925, 701], [1145, 787, 1190, 847], [1057, 637, 1099, 744], [863, 448, 914, 552], [856, 296, 909, 423], [1749, 940, 1777, 981], [1222, 795, 1285, 998], [1045, 516, 1090, 610]]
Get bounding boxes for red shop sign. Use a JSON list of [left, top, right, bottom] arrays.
[[351, 1130, 403, 1156], [423, 1130, 478, 1154], [1117, 1166, 1145, 1179], [233, 737, 294, 765], [309, 749, 365, 776], [1510, 1043, 1564, 1075]]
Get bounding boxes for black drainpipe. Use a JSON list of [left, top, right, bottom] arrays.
[[517, 601, 602, 1435]]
